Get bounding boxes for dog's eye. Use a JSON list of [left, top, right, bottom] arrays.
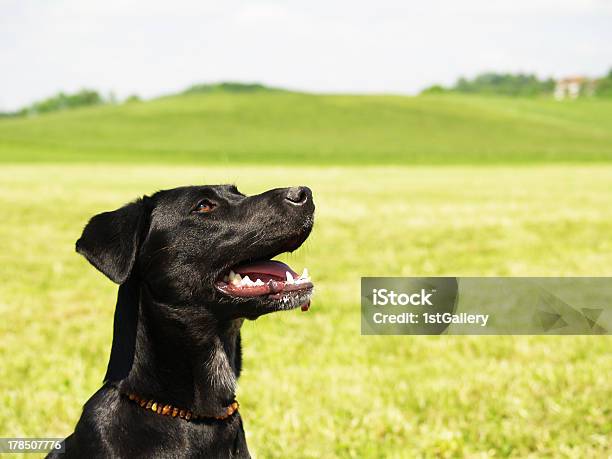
[[193, 199, 216, 213]]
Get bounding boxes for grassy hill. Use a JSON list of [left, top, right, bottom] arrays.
[[1, 91, 612, 164]]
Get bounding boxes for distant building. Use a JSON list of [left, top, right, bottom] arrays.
[[554, 77, 595, 100]]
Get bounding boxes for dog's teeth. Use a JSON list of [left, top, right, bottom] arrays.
[[240, 275, 255, 287], [231, 273, 242, 286], [286, 271, 294, 284], [254, 278, 264, 286], [294, 268, 311, 284]]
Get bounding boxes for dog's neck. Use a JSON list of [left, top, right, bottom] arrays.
[[108, 278, 243, 418]]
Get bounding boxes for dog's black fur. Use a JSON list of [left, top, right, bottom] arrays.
[[48, 184, 314, 459]]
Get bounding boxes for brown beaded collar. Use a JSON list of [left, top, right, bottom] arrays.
[[126, 393, 239, 421]]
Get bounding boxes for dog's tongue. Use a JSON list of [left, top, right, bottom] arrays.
[[233, 260, 298, 279]]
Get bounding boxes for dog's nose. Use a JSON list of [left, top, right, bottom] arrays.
[[285, 186, 311, 205]]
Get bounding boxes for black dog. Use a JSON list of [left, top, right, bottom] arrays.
[[48, 185, 314, 458]]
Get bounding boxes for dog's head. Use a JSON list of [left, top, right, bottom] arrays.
[[76, 185, 314, 320]]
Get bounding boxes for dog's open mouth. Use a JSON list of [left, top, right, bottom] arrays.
[[215, 260, 313, 311]]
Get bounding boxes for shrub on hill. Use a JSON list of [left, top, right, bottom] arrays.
[[183, 82, 275, 94], [455, 73, 555, 96], [594, 69, 612, 97], [423, 73, 555, 97], [19, 89, 105, 115]]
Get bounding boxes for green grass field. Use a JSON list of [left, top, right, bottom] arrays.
[[2, 92, 612, 164], [0, 93, 611, 458]]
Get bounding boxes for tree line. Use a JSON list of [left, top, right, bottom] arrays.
[[0, 82, 276, 118], [422, 69, 612, 98], [3, 73, 612, 118]]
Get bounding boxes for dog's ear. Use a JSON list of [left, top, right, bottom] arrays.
[[76, 198, 148, 284]]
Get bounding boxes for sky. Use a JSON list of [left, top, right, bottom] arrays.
[[1, 0, 612, 110]]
